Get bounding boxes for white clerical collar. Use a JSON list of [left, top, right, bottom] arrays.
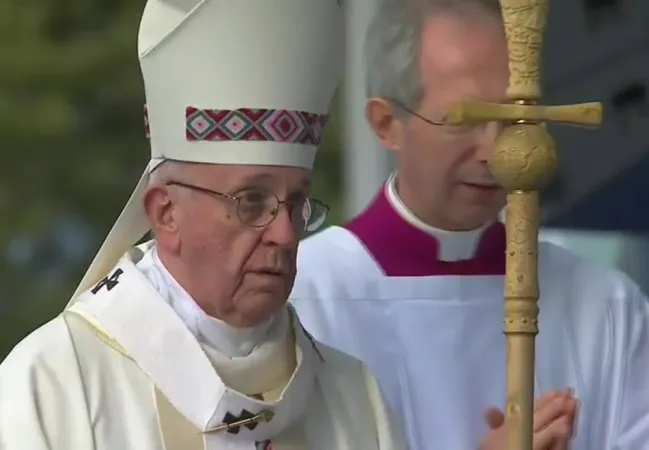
[[136, 246, 274, 357], [385, 171, 493, 261]]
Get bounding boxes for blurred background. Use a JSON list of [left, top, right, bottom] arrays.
[[1, 0, 649, 358]]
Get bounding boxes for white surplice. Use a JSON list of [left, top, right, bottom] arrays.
[[0, 245, 405, 450], [290, 174, 649, 450]]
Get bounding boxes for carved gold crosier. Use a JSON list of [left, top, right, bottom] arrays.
[[442, 1, 603, 447]]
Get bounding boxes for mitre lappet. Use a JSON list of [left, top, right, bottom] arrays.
[[71, 0, 343, 300]]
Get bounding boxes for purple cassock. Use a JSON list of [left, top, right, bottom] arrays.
[[290, 173, 649, 450]]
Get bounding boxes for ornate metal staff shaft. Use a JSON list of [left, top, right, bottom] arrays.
[[443, 1, 602, 448]]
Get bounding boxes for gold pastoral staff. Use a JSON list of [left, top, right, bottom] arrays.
[[443, 0, 603, 448]]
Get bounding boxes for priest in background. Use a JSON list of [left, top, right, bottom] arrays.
[[291, 0, 649, 449], [0, 1, 407, 449]]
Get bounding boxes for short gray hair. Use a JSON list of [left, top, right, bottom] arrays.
[[364, 0, 502, 112], [147, 159, 193, 187]]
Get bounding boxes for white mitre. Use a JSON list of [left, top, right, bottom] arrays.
[[69, 0, 343, 302]]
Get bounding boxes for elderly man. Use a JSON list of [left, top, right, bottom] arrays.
[[0, 1, 406, 449], [290, 0, 649, 449]]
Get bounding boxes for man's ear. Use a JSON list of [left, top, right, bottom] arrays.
[[365, 97, 405, 152], [143, 185, 179, 250]]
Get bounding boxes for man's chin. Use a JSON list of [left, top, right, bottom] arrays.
[[233, 290, 288, 327], [451, 207, 503, 231]]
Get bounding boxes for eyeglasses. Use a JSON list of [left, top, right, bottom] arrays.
[[166, 181, 329, 232], [389, 98, 504, 137]]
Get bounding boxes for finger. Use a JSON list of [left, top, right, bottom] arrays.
[[533, 397, 577, 432], [484, 407, 505, 429], [572, 399, 580, 438], [534, 388, 573, 412], [552, 410, 577, 450], [482, 390, 575, 433], [533, 415, 573, 450], [555, 399, 579, 444], [553, 439, 570, 450]]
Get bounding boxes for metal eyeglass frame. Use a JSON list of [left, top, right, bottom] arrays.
[[165, 180, 329, 231]]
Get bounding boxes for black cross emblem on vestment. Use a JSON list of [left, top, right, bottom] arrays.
[[91, 268, 124, 294], [222, 409, 259, 435]]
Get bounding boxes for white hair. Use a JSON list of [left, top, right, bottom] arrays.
[[148, 160, 180, 186], [363, 0, 502, 112]]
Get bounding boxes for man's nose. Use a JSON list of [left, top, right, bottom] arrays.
[[474, 121, 503, 163], [262, 206, 299, 247]]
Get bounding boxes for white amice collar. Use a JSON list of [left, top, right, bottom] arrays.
[[385, 171, 493, 261], [136, 246, 274, 357]]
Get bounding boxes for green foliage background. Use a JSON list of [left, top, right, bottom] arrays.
[[0, 1, 344, 358]]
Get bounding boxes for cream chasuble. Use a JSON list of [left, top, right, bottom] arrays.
[[0, 247, 405, 450]]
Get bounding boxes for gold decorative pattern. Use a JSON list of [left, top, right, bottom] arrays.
[[442, 0, 604, 448], [489, 125, 557, 191], [503, 191, 540, 336], [501, 0, 547, 100]]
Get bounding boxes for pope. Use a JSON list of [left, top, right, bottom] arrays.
[[0, 0, 406, 449]]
